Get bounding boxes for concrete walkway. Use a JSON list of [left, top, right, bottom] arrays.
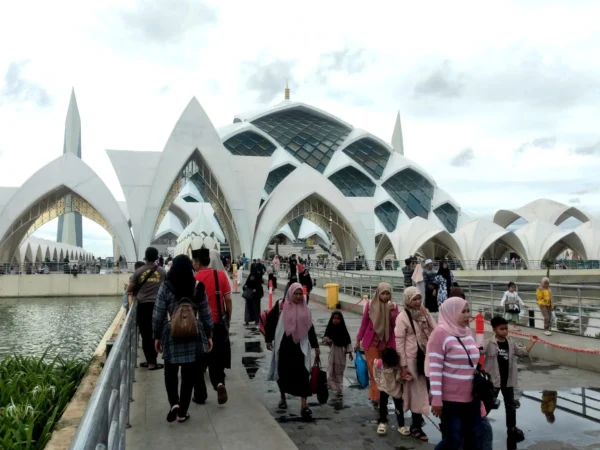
[[126, 296, 298, 450]]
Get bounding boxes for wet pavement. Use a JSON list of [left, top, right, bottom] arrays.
[[237, 292, 600, 450]]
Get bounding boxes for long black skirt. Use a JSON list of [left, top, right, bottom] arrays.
[[277, 334, 311, 398], [244, 297, 261, 323]]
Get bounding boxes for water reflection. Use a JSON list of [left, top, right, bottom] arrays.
[[0, 296, 121, 360], [523, 388, 600, 423]]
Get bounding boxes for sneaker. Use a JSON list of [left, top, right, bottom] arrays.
[[217, 384, 228, 405], [377, 422, 388, 435], [544, 331, 552, 336]]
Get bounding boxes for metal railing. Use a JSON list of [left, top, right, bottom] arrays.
[[309, 267, 600, 338], [301, 259, 600, 271], [0, 261, 139, 275], [70, 301, 138, 450]]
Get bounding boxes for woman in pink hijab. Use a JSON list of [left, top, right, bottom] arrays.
[[426, 297, 484, 449], [266, 282, 320, 419]]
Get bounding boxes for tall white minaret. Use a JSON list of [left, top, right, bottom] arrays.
[[57, 89, 83, 249], [391, 111, 404, 155]]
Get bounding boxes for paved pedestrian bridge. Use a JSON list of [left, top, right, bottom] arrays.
[[68, 281, 600, 450]]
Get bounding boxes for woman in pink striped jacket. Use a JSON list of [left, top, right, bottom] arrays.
[[425, 297, 484, 449], [355, 282, 399, 407]]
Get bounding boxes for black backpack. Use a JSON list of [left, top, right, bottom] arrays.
[[455, 337, 497, 414]]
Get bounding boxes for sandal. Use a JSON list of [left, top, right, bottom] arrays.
[[398, 426, 411, 436], [149, 364, 164, 371], [410, 428, 429, 442], [301, 407, 312, 419], [278, 400, 288, 409], [167, 405, 179, 422], [377, 422, 388, 435], [177, 413, 190, 423]]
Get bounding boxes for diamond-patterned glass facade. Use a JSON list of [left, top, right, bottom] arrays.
[[375, 201, 400, 232], [342, 138, 391, 180], [328, 167, 376, 197], [434, 202, 459, 233], [223, 131, 276, 157], [264, 164, 296, 195], [252, 109, 351, 173], [382, 169, 434, 219]]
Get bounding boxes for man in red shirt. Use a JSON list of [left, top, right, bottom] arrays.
[[192, 248, 232, 405]]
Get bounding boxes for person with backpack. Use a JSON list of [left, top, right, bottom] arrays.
[[152, 255, 213, 423], [128, 247, 167, 371]]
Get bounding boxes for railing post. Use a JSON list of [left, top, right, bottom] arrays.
[[490, 282, 494, 318], [578, 287, 583, 336]]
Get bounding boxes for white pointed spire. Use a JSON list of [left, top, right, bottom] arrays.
[[391, 111, 404, 155], [63, 88, 82, 158]]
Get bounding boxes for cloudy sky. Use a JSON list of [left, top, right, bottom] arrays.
[[2, 0, 600, 256]]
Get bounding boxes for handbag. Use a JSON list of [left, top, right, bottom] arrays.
[[405, 309, 426, 376], [455, 337, 496, 414], [505, 302, 521, 314], [310, 358, 321, 394], [316, 364, 329, 404], [354, 350, 369, 388], [242, 286, 253, 301]]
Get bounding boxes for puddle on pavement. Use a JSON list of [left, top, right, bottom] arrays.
[[245, 340, 262, 353], [276, 414, 332, 424], [483, 388, 600, 448], [241, 356, 261, 379]]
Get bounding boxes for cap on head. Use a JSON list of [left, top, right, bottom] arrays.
[[425, 259, 433, 265], [145, 247, 159, 262]]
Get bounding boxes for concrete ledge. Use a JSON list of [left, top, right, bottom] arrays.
[[0, 273, 131, 297]]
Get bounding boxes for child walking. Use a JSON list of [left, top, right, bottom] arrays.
[[500, 282, 525, 330], [483, 317, 537, 449], [323, 311, 353, 396], [373, 347, 405, 435]]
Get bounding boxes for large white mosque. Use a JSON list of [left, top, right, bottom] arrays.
[[1, 87, 597, 268]]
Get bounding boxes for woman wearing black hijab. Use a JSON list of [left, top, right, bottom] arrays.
[[434, 260, 458, 308], [152, 255, 213, 423], [322, 311, 353, 396], [243, 274, 264, 326]]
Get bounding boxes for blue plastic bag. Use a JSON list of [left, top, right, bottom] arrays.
[[354, 350, 369, 388]]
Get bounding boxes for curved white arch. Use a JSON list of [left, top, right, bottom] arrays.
[[453, 219, 529, 268], [515, 219, 588, 262], [375, 233, 396, 260], [338, 129, 394, 155], [218, 122, 280, 150], [298, 219, 331, 245], [135, 98, 250, 260], [252, 164, 375, 261], [381, 152, 438, 188], [388, 217, 464, 264], [574, 220, 600, 260], [494, 199, 591, 228], [0, 153, 136, 262]]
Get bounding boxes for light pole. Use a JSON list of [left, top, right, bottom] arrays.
[[328, 215, 333, 265]]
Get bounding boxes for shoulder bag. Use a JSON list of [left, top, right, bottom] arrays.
[[213, 270, 230, 340], [133, 267, 157, 296], [405, 309, 426, 375], [455, 336, 496, 414]]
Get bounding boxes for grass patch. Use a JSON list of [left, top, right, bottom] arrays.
[[0, 353, 90, 449]]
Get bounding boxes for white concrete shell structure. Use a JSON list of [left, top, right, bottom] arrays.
[[0, 153, 136, 262], [494, 198, 591, 228], [514, 220, 588, 263], [453, 219, 529, 269], [18, 237, 91, 263], [574, 221, 600, 260]]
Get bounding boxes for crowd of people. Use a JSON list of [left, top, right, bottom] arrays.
[[123, 247, 555, 448], [261, 256, 551, 450]]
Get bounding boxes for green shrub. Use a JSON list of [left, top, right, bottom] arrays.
[[0, 353, 90, 449]]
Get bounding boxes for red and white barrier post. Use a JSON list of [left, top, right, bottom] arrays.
[[475, 313, 485, 364], [268, 279, 273, 309]]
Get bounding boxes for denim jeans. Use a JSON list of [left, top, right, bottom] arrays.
[[435, 400, 484, 449]]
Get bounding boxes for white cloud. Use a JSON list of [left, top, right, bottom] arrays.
[[2, 0, 600, 256]]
